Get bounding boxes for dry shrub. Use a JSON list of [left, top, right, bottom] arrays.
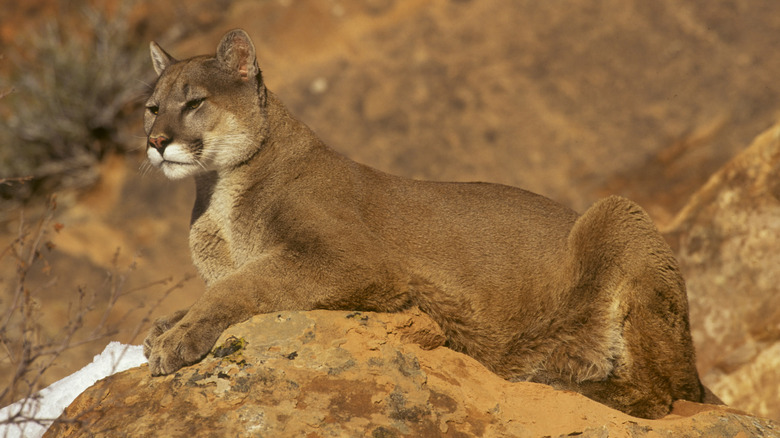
[[0, 0, 151, 211], [0, 194, 189, 430]]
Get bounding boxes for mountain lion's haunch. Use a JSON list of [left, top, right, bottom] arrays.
[[143, 29, 708, 419]]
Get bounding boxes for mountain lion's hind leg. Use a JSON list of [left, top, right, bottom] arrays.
[[564, 196, 702, 419]]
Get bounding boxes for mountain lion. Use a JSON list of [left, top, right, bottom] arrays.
[[143, 29, 707, 419]]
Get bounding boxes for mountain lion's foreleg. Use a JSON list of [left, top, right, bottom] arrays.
[[143, 250, 395, 375], [144, 257, 334, 375]]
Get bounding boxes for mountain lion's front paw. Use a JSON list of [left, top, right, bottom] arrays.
[[143, 309, 188, 358], [146, 324, 213, 376]]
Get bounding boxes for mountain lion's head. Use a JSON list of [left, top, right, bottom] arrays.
[[144, 29, 268, 179]]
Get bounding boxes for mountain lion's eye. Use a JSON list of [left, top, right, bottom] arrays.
[[186, 98, 205, 110], [147, 106, 159, 115]]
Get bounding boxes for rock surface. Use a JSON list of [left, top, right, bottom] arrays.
[[47, 310, 778, 437], [665, 121, 780, 422]]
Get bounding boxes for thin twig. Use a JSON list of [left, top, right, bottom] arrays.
[[0, 176, 32, 186]]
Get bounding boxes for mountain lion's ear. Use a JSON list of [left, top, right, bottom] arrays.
[[150, 41, 176, 76], [216, 29, 260, 81]]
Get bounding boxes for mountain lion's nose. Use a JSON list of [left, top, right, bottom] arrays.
[[148, 135, 171, 153]]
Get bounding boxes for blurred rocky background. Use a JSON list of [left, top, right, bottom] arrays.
[[1, 0, 779, 424]]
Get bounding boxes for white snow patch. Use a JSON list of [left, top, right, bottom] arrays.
[[0, 342, 146, 438]]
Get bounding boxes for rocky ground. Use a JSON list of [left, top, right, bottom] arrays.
[[2, 0, 780, 427], [47, 311, 780, 437]]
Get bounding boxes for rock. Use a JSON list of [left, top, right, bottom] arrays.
[[664, 121, 780, 422], [46, 310, 778, 437]]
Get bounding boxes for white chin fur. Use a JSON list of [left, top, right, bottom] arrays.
[[161, 162, 200, 179], [147, 143, 202, 179]]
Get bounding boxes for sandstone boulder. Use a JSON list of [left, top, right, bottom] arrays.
[[665, 121, 780, 422], [47, 310, 777, 437]]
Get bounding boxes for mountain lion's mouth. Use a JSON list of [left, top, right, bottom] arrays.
[[160, 160, 199, 172], [161, 159, 194, 166]]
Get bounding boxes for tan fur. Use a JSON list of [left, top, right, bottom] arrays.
[[142, 29, 705, 419]]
